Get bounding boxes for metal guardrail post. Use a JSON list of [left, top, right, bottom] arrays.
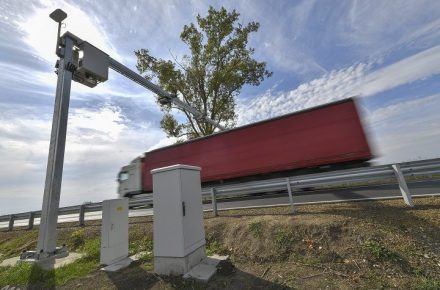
[[28, 212, 35, 230], [211, 188, 218, 217], [79, 204, 86, 227], [392, 164, 414, 207], [286, 178, 295, 213], [8, 215, 15, 231]]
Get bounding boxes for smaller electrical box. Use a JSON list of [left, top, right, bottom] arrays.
[[100, 198, 129, 266], [73, 41, 109, 88]]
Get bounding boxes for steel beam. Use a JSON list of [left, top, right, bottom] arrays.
[[36, 36, 74, 260], [108, 57, 225, 131]]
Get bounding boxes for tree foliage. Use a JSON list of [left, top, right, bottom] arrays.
[[135, 6, 272, 140]]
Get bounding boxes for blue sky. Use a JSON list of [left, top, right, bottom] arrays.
[[0, 0, 439, 215]]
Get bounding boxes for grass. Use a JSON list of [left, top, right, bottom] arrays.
[[0, 231, 38, 262], [363, 239, 399, 261], [0, 238, 101, 288], [274, 229, 292, 246], [365, 271, 389, 289], [414, 278, 440, 290], [128, 236, 153, 256], [248, 221, 263, 238], [206, 240, 224, 256], [70, 228, 86, 250]]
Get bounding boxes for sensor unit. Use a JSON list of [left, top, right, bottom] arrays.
[[72, 42, 109, 88]]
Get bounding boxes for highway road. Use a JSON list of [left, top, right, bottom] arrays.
[[1, 179, 439, 229]]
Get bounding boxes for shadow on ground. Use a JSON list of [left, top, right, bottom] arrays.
[[59, 260, 292, 290]]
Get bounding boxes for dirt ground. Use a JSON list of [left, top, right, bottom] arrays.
[[1, 196, 440, 289]]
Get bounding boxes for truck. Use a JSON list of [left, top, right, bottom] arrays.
[[117, 98, 372, 197]]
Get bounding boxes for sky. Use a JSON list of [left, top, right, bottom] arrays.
[[0, 0, 439, 215]]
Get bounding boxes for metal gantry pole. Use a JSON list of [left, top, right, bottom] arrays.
[[36, 36, 74, 260]]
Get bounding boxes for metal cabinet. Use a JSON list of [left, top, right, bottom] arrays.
[[100, 198, 129, 265]]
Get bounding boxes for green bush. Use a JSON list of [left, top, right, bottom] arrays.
[[70, 229, 85, 250], [363, 240, 398, 260], [274, 229, 291, 246], [81, 238, 100, 261], [206, 241, 224, 256], [249, 221, 263, 238], [129, 237, 153, 256]]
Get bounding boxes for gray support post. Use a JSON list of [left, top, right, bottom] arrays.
[[79, 204, 86, 227], [392, 164, 414, 207], [36, 36, 75, 258], [8, 215, 15, 231], [211, 188, 218, 217], [28, 212, 35, 230], [286, 178, 295, 213]]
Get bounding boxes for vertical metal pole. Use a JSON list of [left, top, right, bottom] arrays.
[[8, 215, 14, 231], [36, 36, 74, 256], [28, 212, 35, 230], [286, 178, 295, 214], [79, 204, 86, 227], [211, 188, 218, 217], [392, 164, 414, 207]]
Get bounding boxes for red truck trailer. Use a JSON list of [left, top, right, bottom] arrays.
[[118, 98, 372, 196]]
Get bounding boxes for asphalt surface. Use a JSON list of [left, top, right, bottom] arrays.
[[2, 179, 439, 228]]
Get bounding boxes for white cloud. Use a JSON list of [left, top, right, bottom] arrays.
[[365, 94, 440, 128], [358, 45, 440, 96], [236, 62, 369, 124], [342, 0, 440, 55], [366, 94, 440, 164], [0, 103, 170, 214], [237, 0, 327, 77], [237, 45, 440, 124], [17, 0, 121, 64]]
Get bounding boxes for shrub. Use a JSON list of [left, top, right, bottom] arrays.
[[363, 240, 398, 260]]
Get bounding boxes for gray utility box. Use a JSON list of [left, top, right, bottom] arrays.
[[73, 41, 109, 88], [152, 164, 206, 275], [100, 198, 129, 266]]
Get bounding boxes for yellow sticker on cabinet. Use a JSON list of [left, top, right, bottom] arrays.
[[116, 206, 124, 212]]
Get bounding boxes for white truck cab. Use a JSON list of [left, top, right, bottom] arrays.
[[117, 157, 142, 197]]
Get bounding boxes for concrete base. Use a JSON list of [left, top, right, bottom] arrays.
[[204, 254, 229, 266], [154, 245, 206, 275], [101, 256, 132, 272], [0, 252, 83, 269], [183, 263, 217, 282], [183, 254, 230, 282], [100, 251, 152, 272]]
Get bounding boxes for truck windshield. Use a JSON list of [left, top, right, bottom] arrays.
[[118, 172, 129, 182]]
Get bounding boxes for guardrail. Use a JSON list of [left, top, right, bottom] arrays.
[[1, 158, 440, 230]]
